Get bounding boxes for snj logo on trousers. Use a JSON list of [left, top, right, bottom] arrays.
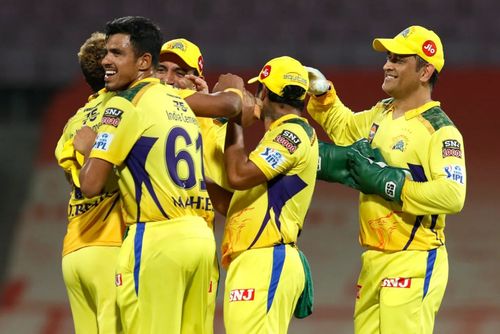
[[229, 289, 255, 302], [381, 277, 412, 288], [115, 273, 123, 287]]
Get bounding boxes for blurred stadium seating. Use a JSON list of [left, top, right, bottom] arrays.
[[1, 1, 499, 333]]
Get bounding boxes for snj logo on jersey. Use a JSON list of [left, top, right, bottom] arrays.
[[115, 273, 123, 287], [442, 139, 462, 158], [381, 277, 412, 288], [229, 289, 255, 302], [274, 130, 301, 154]]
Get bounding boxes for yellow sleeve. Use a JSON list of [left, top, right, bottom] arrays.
[[402, 126, 466, 215], [307, 84, 379, 145], [249, 125, 301, 180]]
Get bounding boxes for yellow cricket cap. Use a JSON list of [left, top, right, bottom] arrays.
[[160, 38, 204, 76], [248, 56, 309, 100], [373, 25, 444, 72]]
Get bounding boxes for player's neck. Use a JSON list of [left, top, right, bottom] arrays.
[[392, 89, 432, 118]]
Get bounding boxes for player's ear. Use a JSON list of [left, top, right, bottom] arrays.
[[419, 63, 435, 84], [137, 53, 153, 71]]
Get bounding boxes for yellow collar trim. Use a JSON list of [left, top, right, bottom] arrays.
[[269, 114, 307, 131]]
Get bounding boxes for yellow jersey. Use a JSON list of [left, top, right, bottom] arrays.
[[308, 89, 466, 251], [55, 89, 125, 256], [221, 114, 318, 268], [89, 78, 213, 225]]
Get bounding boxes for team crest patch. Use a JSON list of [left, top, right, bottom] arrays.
[[392, 140, 405, 152], [93, 132, 113, 151], [229, 289, 255, 302], [442, 139, 462, 158], [368, 123, 379, 143], [260, 147, 285, 169], [167, 41, 186, 52], [444, 165, 465, 184], [381, 277, 412, 288], [102, 108, 124, 127], [273, 130, 301, 154]]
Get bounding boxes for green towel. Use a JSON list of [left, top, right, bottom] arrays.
[[294, 249, 314, 319]]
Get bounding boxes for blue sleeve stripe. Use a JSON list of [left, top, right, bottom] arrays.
[[133, 222, 146, 296], [423, 248, 437, 299], [267, 244, 286, 313]]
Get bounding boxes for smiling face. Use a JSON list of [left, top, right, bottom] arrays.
[[156, 60, 196, 88], [381, 52, 423, 99], [101, 33, 142, 91]]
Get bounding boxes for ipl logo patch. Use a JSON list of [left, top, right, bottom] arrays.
[[93, 132, 114, 152], [260, 147, 284, 169], [444, 165, 464, 184]]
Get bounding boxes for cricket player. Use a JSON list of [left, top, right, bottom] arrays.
[[156, 37, 255, 334], [55, 31, 125, 334], [74, 16, 217, 333], [218, 56, 318, 334], [307, 26, 466, 333]]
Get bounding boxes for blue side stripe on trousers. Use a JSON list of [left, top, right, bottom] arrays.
[[134, 223, 145, 296], [423, 248, 437, 299], [267, 244, 286, 313]]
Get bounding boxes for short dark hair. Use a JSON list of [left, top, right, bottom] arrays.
[[78, 32, 106, 92], [105, 16, 162, 68], [416, 55, 439, 89], [267, 85, 306, 110]]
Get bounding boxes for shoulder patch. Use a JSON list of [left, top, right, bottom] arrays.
[[274, 129, 301, 154], [101, 108, 124, 127], [421, 107, 454, 131], [442, 139, 462, 158], [116, 82, 151, 102]]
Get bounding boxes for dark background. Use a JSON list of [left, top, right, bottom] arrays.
[[1, 1, 499, 333]]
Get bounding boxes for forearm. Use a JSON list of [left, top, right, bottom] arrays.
[[307, 87, 369, 145], [402, 179, 466, 215], [224, 121, 266, 189], [224, 121, 248, 187], [186, 90, 242, 118], [79, 157, 113, 198]]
